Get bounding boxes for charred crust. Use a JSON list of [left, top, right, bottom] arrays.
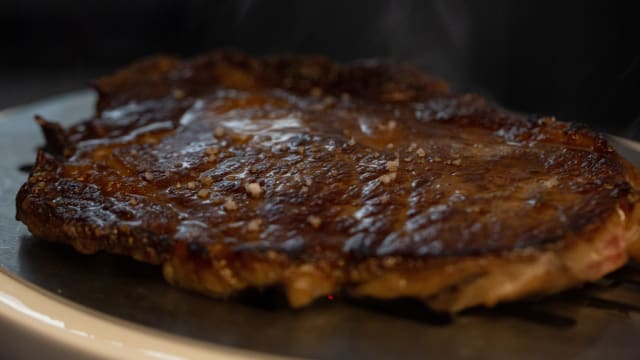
[[35, 115, 73, 156], [92, 54, 181, 113], [15, 50, 640, 311], [610, 182, 633, 198], [187, 241, 211, 259], [563, 121, 589, 135]]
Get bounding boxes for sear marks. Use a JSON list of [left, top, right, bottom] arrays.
[[15, 51, 640, 312]]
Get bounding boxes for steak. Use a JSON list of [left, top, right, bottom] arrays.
[[16, 51, 640, 312]]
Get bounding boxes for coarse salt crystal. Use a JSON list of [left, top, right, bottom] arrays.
[[245, 182, 264, 198]]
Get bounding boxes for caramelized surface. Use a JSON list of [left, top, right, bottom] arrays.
[[18, 52, 634, 263]]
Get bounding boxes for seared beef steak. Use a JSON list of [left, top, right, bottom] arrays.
[[16, 51, 640, 312]]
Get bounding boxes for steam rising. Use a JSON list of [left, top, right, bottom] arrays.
[[217, 0, 470, 88], [379, 0, 469, 88]]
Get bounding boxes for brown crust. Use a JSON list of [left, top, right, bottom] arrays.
[[16, 50, 640, 311]]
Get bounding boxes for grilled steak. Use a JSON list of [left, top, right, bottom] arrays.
[[16, 51, 640, 312]]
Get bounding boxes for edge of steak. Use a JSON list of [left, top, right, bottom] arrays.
[[16, 50, 640, 312]]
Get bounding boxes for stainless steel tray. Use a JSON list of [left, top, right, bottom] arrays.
[[1, 91, 640, 359]]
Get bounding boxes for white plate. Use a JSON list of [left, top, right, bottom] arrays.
[[0, 268, 284, 360]]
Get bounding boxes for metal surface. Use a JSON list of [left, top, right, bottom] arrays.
[[2, 91, 640, 359]]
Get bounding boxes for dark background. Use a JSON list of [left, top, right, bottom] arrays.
[[1, 0, 638, 138]]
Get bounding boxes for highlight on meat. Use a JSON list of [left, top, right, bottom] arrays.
[[16, 50, 640, 312]]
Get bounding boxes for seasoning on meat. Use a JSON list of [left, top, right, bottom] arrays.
[[16, 50, 640, 312]]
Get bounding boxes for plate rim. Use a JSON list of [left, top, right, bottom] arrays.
[[0, 267, 288, 360]]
